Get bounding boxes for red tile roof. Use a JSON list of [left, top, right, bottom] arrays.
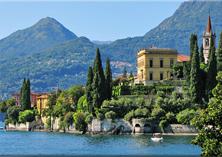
[[177, 54, 190, 62]]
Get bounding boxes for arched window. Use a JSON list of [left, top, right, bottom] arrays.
[[205, 38, 209, 46]]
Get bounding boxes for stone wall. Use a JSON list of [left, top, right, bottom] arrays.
[[90, 119, 132, 134], [165, 124, 198, 133], [6, 121, 36, 131], [89, 119, 197, 134]]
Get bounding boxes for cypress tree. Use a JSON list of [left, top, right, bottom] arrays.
[[189, 35, 201, 103], [123, 67, 127, 78], [20, 78, 31, 110], [92, 72, 102, 110], [26, 79, 31, 109], [86, 66, 93, 113], [190, 34, 197, 60], [92, 48, 105, 109], [206, 36, 217, 97], [105, 58, 112, 100], [217, 32, 222, 71], [199, 44, 205, 63], [20, 78, 26, 109]]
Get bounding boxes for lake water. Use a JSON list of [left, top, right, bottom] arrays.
[[0, 130, 201, 156]]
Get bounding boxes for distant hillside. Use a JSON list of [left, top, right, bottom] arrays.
[[101, 1, 222, 61], [1, 1, 222, 97], [92, 40, 113, 45], [0, 17, 77, 57]]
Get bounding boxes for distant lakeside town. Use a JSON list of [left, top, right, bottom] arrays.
[[0, 16, 222, 156]]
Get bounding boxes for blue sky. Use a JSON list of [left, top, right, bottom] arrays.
[[0, 0, 184, 41]]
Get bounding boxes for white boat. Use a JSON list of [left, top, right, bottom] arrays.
[[151, 133, 163, 142], [151, 137, 163, 142]]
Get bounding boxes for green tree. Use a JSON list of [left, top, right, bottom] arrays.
[[6, 106, 21, 123], [206, 37, 217, 98], [92, 72, 101, 110], [0, 98, 16, 113], [105, 111, 116, 120], [189, 35, 201, 103], [73, 111, 87, 133], [176, 108, 196, 125], [123, 67, 127, 78], [20, 78, 31, 110], [183, 61, 191, 83], [199, 44, 205, 63], [86, 66, 93, 113], [192, 72, 222, 156], [77, 95, 88, 112], [190, 34, 197, 60], [92, 48, 105, 110], [105, 58, 112, 100], [19, 110, 35, 123], [217, 32, 222, 71], [64, 112, 74, 129]]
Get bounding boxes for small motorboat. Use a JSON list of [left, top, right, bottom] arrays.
[[151, 133, 163, 142]]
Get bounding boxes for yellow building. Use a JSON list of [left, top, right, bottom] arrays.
[[135, 47, 178, 85], [36, 93, 49, 115]]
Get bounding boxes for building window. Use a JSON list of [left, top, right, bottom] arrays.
[[170, 72, 174, 79], [160, 59, 164, 68], [149, 59, 153, 68], [205, 38, 209, 47], [149, 72, 153, 81], [170, 59, 174, 67], [160, 72, 164, 80]]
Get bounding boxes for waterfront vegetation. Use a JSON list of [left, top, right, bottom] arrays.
[[0, 33, 222, 156]]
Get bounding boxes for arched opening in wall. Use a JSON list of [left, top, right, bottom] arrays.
[[115, 125, 125, 135], [134, 124, 141, 133], [135, 124, 140, 127], [144, 123, 151, 133]]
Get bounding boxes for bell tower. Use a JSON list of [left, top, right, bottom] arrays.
[[203, 16, 216, 63]]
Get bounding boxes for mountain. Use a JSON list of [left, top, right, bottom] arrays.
[[92, 40, 113, 45], [1, 1, 222, 97], [101, 1, 222, 61], [0, 17, 77, 57]]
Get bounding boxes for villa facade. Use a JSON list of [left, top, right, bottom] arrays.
[[135, 47, 178, 85]]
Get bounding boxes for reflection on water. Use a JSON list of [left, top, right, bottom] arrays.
[[0, 131, 201, 156]]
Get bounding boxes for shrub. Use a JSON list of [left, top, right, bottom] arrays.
[[159, 119, 168, 132], [105, 111, 116, 120], [85, 114, 93, 123], [151, 105, 165, 121], [124, 110, 134, 122], [96, 112, 104, 120], [134, 108, 149, 118], [73, 112, 87, 132], [166, 112, 176, 123], [130, 85, 154, 95], [19, 110, 35, 123], [176, 109, 196, 125], [64, 112, 74, 128], [6, 106, 21, 123], [77, 95, 88, 112], [0, 98, 16, 113]]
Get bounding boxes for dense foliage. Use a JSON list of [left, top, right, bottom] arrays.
[[206, 37, 217, 99], [19, 110, 35, 123], [20, 79, 31, 110], [189, 34, 201, 103], [192, 72, 222, 156], [217, 32, 222, 71]]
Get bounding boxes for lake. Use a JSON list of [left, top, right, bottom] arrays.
[[0, 130, 201, 156]]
